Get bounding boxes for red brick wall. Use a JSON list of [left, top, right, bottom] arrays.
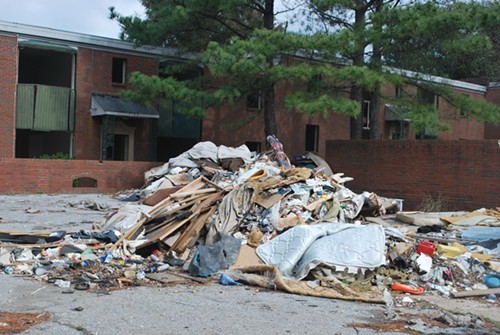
[[0, 35, 159, 161], [485, 84, 500, 139], [437, 89, 485, 140], [201, 76, 351, 158], [0, 35, 18, 158], [0, 158, 159, 194], [325, 140, 500, 211], [379, 83, 486, 140], [74, 49, 159, 160], [486, 84, 500, 105]]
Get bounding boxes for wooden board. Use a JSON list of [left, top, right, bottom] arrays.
[[451, 288, 500, 298], [171, 198, 220, 253]]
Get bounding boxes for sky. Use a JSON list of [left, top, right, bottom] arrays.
[[0, 0, 146, 39]]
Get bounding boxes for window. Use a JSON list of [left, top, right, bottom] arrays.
[[395, 86, 402, 98], [15, 130, 72, 158], [245, 141, 261, 153], [460, 94, 468, 117], [362, 100, 371, 129], [417, 87, 438, 109], [305, 124, 319, 152], [112, 58, 127, 84], [246, 91, 262, 110], [416, 87, 439, 140]]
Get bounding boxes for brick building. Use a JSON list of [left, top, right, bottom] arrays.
[[0, 21, 498, 195], [0, 21, 190, 163], [1, 21, 498, 162]]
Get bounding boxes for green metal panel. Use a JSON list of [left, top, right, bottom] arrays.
[[16, 84, 35, 129], [156, 98, 200, 139], [101, 115, 116, 160], [157, 98, 174, 136], [172, 109, 201, 139], [68, 89, 75, 131], [33, 85, 71, 131]]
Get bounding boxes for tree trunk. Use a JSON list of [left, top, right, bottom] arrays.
[[350, 6, 366, 139], [369, 0, 383, 140], [263, 0, 274, 29], [262, 0, 277, 138], [263, 84, 277, 136], [350, 86, 363, 139], [369, 92, 381, 139]]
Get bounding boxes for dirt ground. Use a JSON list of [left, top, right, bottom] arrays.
[[0, 194, 498, 335]]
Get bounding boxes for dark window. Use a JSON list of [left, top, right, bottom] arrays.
[[416, 88, 439, 140], [245, 141, 261, 153], [112, 58, 127, 84], [305, 124, 319, 152], [460, 94, 468, 117], [15, 130, 72, 158], [246, 91, 262, 110], [395, 86, 402, 98], [417, 87, 438, 108], [362, 100, 371, 129], [18, 47, 73, 87]]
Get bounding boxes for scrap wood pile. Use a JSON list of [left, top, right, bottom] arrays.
[[0, 137, 499, 307]]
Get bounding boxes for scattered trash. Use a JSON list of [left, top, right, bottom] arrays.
[[219, 273, 238, 286], [0, 138, 498, 324], [416, 241, 436, 256], [54, 280, 71, 288], [486, 293, 497, 303], [482, 274, 500, 288], [391, 282, 424, 295]]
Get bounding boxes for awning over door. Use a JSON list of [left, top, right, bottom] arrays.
[[91, 94, 159, 119], [384, 104, 410, 122], [18, 39, 78, 53]]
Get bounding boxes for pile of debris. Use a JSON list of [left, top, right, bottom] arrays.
[[1, 138, 499, 308]]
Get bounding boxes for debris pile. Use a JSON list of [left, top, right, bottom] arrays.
[[1, 138, 499, 315]]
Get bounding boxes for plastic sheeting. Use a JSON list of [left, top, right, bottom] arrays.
[[188, 236, 242, 276]]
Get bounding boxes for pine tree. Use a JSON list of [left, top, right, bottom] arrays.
[[111, 0, 500, 142]]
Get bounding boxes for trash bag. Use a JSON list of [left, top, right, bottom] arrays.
[[188, 236, 242, 277]]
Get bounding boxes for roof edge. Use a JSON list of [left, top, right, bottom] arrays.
[[0, 20, 180, 58], [385, 67, 487, 93]]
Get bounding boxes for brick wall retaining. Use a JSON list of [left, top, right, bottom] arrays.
[[325, 140, 500, 211], [0, 159, 160, 194]]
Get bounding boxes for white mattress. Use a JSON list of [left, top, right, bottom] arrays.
[[256, 223, 386, 280]]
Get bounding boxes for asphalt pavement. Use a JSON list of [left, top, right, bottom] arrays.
[[0, 194, 496, 335]]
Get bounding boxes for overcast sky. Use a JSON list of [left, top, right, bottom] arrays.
[[0, 0, 146, 39]]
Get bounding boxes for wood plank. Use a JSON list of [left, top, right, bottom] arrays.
[[142, 220, 182, 244], [153, 191, 221, 244], [166, 272, 209, 284], [149, 194, 209, 222], [144, 215, 177, 235], [147, 177, 206, 216], [108, 211, 145, 251], [171, 203, 218, 253], [201, 176, 227, 191], [153, 211, 199, 242], [451, 288, 500, 298], [169, 187, 217, 199], [169, 192, 222, 252], [108, 178, 214, 252]]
